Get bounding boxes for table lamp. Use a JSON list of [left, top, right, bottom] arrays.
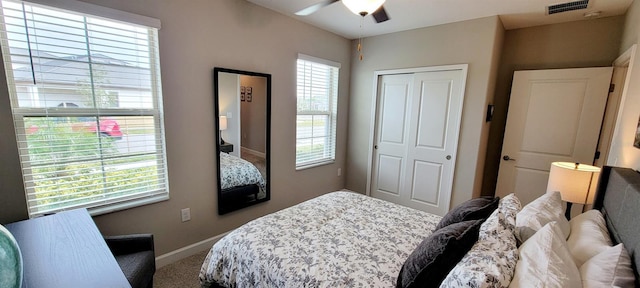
[[546, 162, 600, 220], [219, 116, 228, 145]]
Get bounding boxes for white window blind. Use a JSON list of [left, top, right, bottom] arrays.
[[0, 0, 169, 217], [296, 54, 339, 169]]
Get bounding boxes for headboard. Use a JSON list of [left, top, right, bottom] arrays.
[[592, 166, 640, 285]]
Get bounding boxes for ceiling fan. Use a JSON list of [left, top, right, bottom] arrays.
[[295, 0, 390, 23]]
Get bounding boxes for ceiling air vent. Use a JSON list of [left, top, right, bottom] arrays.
[[547, 0, 589, 15]]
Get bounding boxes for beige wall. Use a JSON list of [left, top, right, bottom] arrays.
[[240, 75, 267, 154], [0, 59, 26, 223], [219, 72, 241, 157], [621, 0, 640, 53], [608, 0, 640, 171], [0, 0, 351, 254], [345, 16, 504, 208], [481, 16, 625, 196]]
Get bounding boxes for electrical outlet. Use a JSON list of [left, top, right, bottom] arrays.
[[181, 208, 191, 222]]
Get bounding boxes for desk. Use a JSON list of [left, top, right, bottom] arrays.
[[6, 209, 131, 288]]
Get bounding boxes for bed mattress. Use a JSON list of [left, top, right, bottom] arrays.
[[219, 152, 265, 191], [199, 190, 441, 288]]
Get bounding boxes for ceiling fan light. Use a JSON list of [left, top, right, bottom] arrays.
[[342, 0, 385, 16]]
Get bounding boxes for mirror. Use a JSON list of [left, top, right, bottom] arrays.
[[214, 67, 271, 215]]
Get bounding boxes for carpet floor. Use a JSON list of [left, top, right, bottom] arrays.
[[241, 152, 266, 180], [154, 250, 208, 288]]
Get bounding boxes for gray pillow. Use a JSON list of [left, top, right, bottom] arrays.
[[396, 219, 484, 288], [435, 196, 499, 230]]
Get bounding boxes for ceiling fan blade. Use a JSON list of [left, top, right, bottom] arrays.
[[295, 0, 340, 16], [372, 5, 389, 23]]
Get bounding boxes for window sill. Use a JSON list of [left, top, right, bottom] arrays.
[[88, 194, 170, 217], [296, 160, 335, 171]]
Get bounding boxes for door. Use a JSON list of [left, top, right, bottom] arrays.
[[495, 67, 612, 205], [371, 68, 466, 216]]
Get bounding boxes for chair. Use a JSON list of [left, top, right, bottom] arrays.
[[104, 234, 156, 288]]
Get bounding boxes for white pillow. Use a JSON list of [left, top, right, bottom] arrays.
[[580, 244, 635, 288], [440, 193, 522, 288], [515, 191, 570, 243], [510, 221, 581, 288], [566, 209, 612, 267]]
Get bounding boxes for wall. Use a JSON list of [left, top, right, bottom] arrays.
[[621, 0, 640, 52], [219, 72, 241, 158], [608, 0, 640, 171], [482, 16, 625, 196], [345, 16, 504, 209], [0, 58, 27, 223], [240, 75, 267, 154], [0, 0, 351, 255]]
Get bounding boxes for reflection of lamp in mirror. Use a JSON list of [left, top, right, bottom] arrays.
[[219, 116, 227, 145], [546, 162, 600, 220]]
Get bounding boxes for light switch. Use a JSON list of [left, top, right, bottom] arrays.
[[226, 112, 232, 119], [181, 208, 191, 222]]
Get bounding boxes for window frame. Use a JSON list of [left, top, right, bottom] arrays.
[[295, 54, 340, 170], [0, 0, 169, 217]]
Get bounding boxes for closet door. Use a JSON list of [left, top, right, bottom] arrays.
[[371, 67, 466, 216]]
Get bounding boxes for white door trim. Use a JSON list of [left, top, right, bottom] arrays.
[[596, 44, 636, 166], [608, 44, 637, 166], [613, 44, 636, 67], [365, 64, 469, 199]]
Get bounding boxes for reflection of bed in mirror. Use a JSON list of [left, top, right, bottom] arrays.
[[219, 152, 265, 205]]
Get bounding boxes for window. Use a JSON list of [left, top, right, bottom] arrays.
[[0, 0, 168, 217], [296, 54, 340, 169]]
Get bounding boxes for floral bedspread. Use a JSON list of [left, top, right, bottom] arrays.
[[220, 152, 265, 191], [199, 190, 441, 288]]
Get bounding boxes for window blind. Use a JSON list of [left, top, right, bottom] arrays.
[[296, 55, 339, 169], [0, 0, 169, 217]]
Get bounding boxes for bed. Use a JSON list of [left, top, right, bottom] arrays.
[[201, 191, 441, 287], [200, 165, 640, 287], [219, 152, 266, 203], [592, 166, 640, 284]]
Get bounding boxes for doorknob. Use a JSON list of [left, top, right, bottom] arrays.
[[446, 155, 451, 160], [374, 145, 378, 149], [502, 155, 516, 161]]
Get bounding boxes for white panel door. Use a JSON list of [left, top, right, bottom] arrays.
[[370, 74, 413, 199], [495, 67, 612, 205], [372, 68, 466, 216]]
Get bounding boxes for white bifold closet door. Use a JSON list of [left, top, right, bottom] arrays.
[[370, 67, 466, 216]]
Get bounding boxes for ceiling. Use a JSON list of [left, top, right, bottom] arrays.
[[247, 0, 634, 39]]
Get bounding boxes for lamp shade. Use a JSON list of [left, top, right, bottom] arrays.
[[546, 162, 600, 204], [219, 116, 227, 131], [342, 0, 385, 15]]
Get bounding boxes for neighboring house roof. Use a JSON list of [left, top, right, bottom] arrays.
[[12, 48, 152, 90]]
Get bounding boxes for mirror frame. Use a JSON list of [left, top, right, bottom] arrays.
[[213, 67, 271, 215]]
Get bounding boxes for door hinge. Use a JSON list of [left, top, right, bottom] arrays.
[[595, 151, 601, 160], [609, 84, 615, 93]]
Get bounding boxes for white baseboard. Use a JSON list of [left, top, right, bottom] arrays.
[[155, 231, 229, 268], [241, 146, 265, 158]]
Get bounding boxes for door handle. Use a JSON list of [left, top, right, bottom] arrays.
[[503, 155, 516, 161]]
